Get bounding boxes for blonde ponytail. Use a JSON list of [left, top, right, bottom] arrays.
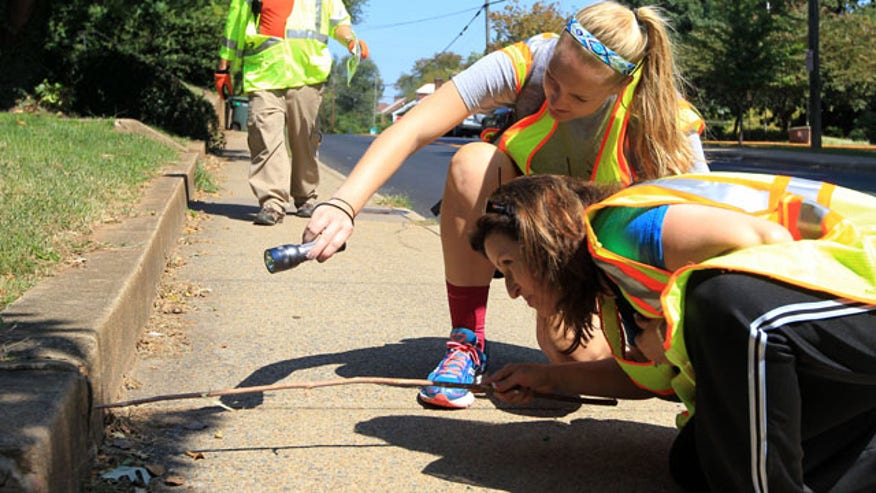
[[577, 2, 696, 179]]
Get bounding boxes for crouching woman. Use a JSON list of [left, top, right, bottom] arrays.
[[471, 173, 876, 492]]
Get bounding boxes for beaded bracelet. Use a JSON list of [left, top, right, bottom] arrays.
[[313, 201, 355, 226]]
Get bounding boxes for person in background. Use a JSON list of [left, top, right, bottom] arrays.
[[472, 173, 876, 492], [303, 1, 706, 409], [216, 0, 369, 225]]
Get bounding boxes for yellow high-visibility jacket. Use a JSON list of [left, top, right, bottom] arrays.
[[219, 0, 350, 92], [495, 36, 704, 185], [586, 172, 876, 426]]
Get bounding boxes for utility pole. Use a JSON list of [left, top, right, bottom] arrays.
[[807, 0, 822, 149], [371, 75, 378, 133], [484, 0, 490, 54]]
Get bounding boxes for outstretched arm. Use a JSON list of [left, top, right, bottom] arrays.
[[661, 204, 793, 271], [483, 359, 654, 405], [302, 81, 472, 259]]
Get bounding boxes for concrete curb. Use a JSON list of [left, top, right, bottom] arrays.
[[0, 123, 199, 492], [704, 145, 876, 170]]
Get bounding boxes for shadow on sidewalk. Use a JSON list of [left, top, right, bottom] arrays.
[[355, 415, 678, 492], [219, 337, 550, 410], [189, 200, 259, 222]]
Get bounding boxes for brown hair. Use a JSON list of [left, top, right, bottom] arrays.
[[470, 175, 621, 353], [572, 1, 696, 179]]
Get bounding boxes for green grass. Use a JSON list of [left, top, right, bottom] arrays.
[[376, 193, 412, 210], [0, 113, 179, 310], [194, 160, 219, 194]]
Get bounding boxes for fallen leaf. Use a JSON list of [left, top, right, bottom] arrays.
[[165, 475, 185, 486], [184, 450, 205, 460]]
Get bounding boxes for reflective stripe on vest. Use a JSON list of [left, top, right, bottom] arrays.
[[585, 171, 876, 424], [497, 101, 558, 175], [229, 0, 344, 92], [589, 173, 859, 319], [590, 67, 641, 185]]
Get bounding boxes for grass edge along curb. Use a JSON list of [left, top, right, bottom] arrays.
[[0, 113, 182, 313]]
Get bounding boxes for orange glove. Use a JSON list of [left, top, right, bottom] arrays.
[[214, 70, 233, 98], [347, 39, 369, 60]]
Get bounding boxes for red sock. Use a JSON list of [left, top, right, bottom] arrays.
[[446, 281, 489, 351]]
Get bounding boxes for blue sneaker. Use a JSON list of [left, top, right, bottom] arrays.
[[419, 328, 486, 409]]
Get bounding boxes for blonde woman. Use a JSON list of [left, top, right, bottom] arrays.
[[303, 2, 707, 409]]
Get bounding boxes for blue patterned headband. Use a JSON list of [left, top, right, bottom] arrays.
[[564, 17, 637, 76]]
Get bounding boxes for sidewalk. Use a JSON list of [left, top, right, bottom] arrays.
[[106, 130, 685, 491], [3, 117, 875, 490], [0, 125, 686, 492]]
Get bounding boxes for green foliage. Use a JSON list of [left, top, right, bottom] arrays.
[[626, 0, 708, 37], [71, 50, 221, 147], [680, 0, 796, 142], [376, 193, 412, 210], [344, 0, 370, 24], [819, 8, 876, 135], [395, 52, 473, 101], [321, 56, 382, 134], [195, 161, 219, 194], [0, 113, 178, 310], [855, 110, 876, 144], [0, 0, 226, 149], [488, 0, 567, 51], [33, 80, 72, 113], [45, 0, 225, 87]]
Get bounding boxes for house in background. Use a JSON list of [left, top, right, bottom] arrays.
[[389, 79, 444, 122]]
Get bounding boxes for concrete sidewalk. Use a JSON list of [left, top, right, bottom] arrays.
[[9, 122, 872, 491], [106, 129, 684, 491]]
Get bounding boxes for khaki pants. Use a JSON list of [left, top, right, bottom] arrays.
[[246, 85, 323, 213]]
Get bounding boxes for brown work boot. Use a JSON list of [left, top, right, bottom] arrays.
[[294, 200, 316, 218], [254, 207, 284, 225]]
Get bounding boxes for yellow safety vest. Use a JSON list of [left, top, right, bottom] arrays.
[[219, 0, 350, 93], [585, 172, 876, 426], [494, 37, 704, 185]]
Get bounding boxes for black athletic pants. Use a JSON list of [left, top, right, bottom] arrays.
[[668, 272, 876, 493]]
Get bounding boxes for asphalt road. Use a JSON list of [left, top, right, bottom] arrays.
[[319, 135, 876, 217]]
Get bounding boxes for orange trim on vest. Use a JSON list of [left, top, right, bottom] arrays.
[[592, 89, 631, 184], [497, 101, 557, 175], [499, 41, 533, 94], [779, 196, 804, 240]]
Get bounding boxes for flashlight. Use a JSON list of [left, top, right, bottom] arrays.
[[263, 241, 345, 274]]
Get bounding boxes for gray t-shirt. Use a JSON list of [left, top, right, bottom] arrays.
[[451, 34, 708, 175]]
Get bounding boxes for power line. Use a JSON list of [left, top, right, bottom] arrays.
[[360, 7, 483, 31], [440, 0, 506, 54]]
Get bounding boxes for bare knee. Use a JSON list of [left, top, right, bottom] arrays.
[[445, 142, 512, 202]]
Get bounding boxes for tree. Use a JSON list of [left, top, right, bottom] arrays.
[[819, 5, 876, 136], [321, 56, 382, 134], [680, 0, 796, 143], [344, 0, 369, 24], [394, 52, 472, 101], [625, 0, 709, 37], [487, 0, 567, 52]]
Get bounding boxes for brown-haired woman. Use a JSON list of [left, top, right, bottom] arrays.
[[472, 173, 876, 492]]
